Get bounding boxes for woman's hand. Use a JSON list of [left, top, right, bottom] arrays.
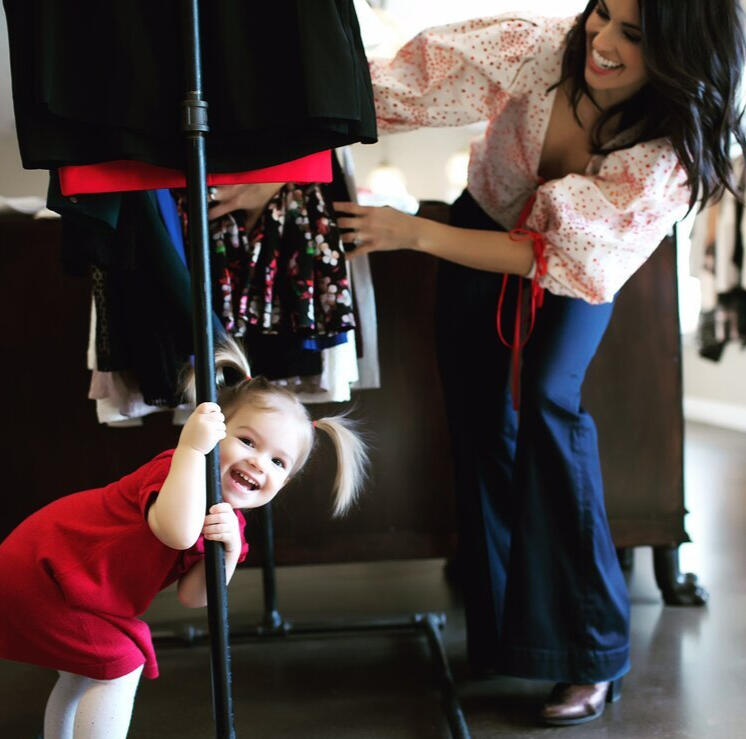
[[333, 201, 422, 256], [179, 402, 226, 455], [335, 200, 536, 276], [202, 502, 241, 555], [208, 183, 282, 222]]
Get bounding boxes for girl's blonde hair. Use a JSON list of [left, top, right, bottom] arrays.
[[182, 336, 367, 516]]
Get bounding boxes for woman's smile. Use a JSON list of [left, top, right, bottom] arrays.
[[588, 48, 624, 75]]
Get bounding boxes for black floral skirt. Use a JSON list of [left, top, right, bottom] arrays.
[[178, 183, 355, 339]]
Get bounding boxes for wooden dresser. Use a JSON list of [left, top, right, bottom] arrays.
[[0, 210, 705, 604]]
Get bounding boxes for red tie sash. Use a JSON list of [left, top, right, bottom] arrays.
[[496, 189, 548, 411]]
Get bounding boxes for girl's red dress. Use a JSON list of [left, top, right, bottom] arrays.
[[0, 450, 248, 680]]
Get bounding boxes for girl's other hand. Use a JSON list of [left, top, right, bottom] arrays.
[[202, 502, 241, 554], [179, 402, 226, 455]]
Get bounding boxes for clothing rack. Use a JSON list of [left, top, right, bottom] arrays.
[[179, 1, 236, 737], [254, 504, 470, 739], [173, 2, 470, 735], [154, 504, 472, 738]]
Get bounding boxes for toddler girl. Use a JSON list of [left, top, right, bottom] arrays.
[[0, 338, 367, 739]]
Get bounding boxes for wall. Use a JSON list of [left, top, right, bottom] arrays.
[[350, 127, 479, 203], [683, 342, 746, 433], [0, 133, 47, 197]]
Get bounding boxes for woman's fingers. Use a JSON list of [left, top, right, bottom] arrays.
[[208, 183, 284, 221], [335, 206, 370, 250], [336, 215, 366, 231], [332, 201, 366, 215], [334, 202, 415, 254], [208, 190, 247, 220], [208, 201, 237, 220], [340, 230, 369, 245]]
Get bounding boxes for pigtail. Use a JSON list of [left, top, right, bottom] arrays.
[[180, 333, 252, 406], [214, 334, 252, 386], [313, 415, 369, 517]]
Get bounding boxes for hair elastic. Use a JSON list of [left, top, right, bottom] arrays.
[[312, 420, 317, 428]]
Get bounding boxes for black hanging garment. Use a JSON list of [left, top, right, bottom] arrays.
[[173, 153, 356, 380], [3, 0, 377, 172], [57, 184, 222, 407]]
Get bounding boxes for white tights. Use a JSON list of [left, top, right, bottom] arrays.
[[43, 665, 143, 739]]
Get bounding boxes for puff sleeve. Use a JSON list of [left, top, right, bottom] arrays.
[[526, 140, 691, 304], [369, 16, 544, 133]]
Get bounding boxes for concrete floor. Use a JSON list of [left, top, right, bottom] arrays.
[[1, 421, 744, 738]]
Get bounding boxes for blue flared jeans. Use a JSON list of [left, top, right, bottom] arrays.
[[435, 190, 630, 683]]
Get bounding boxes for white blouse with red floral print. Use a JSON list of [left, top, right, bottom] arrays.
[[368, 13, 692, 304]]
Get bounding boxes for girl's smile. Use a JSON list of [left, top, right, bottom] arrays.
[[219, 404, 302, 509], [229, 468, 260, 492]]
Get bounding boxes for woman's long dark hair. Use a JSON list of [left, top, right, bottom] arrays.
[[559, 0, 746, 209]]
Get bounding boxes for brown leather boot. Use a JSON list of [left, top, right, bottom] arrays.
[[540, 679, 622, 726]]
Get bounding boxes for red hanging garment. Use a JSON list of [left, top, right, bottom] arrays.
[[58, 150, 332, 196]]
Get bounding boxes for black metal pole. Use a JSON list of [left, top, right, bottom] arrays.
[[180, 1, 235, 737], [420, 614, 471, 739], [260, 503, 285, 633]]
